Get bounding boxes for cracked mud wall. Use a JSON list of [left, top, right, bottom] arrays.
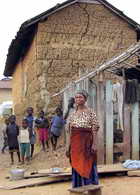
[[37, 2, 136, 99], [12, 2, 137, 122]]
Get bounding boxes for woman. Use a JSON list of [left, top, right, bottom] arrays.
[[66, 90, 99, 188]]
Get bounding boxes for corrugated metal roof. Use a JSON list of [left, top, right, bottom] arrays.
[[4, 0, 140, 76]]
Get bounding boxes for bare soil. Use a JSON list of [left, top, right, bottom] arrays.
[[0, 140, 140, 195]]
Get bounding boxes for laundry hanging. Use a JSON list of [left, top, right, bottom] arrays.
[[124, 79, 139, 104], [112, 82, 124, 131]]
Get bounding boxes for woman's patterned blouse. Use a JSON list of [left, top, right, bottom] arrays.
[[69, 108, 99, 132]]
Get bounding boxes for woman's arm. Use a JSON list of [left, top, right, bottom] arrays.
[[65, 115, 72, 158], [91, 111, 99, 152]]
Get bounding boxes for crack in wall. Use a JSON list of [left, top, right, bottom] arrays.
[[77, 3, 90, 42], [46, 59, 53, 74]]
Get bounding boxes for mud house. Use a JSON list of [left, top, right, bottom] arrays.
[[4, 0, 140, 164]]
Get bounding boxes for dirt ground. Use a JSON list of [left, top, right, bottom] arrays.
[[0, 142, 140, 195]]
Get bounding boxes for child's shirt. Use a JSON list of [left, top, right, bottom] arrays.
[[6, 123, 19, 148], [51, 115, 65, 136], [35, 117, 49, 129], [19, 128, 30, 143]]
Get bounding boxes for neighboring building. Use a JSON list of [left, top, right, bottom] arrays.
[[4, 0, 140, 117], [0, 78, 12, 104], [0, 78, 13, 116]]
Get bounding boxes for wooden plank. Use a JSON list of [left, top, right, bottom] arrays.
[[7, 172, 71, 180], [36, 164, 135, 176], [0, 175, 71, 190], [88, 189, 102, 195], [37, 168, 71, 174], [98, 164, 135, 174], [131, 102, 139, 160], [105, 80, 113, 164], [128, 170, 140, 177], [123, 103, 131, 160], [97, 82, 105, 164]]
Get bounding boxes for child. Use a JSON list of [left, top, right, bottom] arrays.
[[6, 115, 21, 165], [1, 118, 9, 153], [35, 111, 49, 151], [24, 107, 36, 159], [50, 108, 65, 151], [19, 119, 32, 164]]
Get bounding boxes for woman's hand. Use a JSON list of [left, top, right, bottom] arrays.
[[91, 143, 97, 153], [65, 150, 70, 158]]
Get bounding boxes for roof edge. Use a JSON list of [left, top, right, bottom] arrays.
[[4, 0, 140, 76]]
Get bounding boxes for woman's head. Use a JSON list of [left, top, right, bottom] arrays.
[[74, 90, 88, 106]]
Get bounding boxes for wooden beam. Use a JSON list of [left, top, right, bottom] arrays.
[[97, 82, 105, 164], [123, 103, 131, 160], [132, 102, 139, 160], [105, 81, 113, 164]]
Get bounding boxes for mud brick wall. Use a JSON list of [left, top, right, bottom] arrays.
[[12, 2, 137, 121]]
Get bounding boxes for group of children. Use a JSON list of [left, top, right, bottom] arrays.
[[1, 106, 66, 165]]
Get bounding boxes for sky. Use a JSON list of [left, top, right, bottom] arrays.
[[0, 0, 140, 79]]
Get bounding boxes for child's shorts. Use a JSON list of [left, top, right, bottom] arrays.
[[39, 128, 49, 142], [20, 143, 30, 157]]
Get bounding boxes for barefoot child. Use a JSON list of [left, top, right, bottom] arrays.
[[6, 115, 21, 165], [25, 107, 36, 159], [19, 119, 32, 164], [35, 111, 49, 151], [50, 108, 65, 151]]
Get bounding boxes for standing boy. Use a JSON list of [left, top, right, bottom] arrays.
[[6, 115, 21, 165], [19, 119, 32, 164], [25, 107, 36, 159]]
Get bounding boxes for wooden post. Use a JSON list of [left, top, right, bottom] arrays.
[[123, 103, 131, 160], [105, 80, 113, 164], [132, 102, 139, 160], [97, 82, 105, 164], [69, 192, 80, 195], [88, 189, 102, 195]]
